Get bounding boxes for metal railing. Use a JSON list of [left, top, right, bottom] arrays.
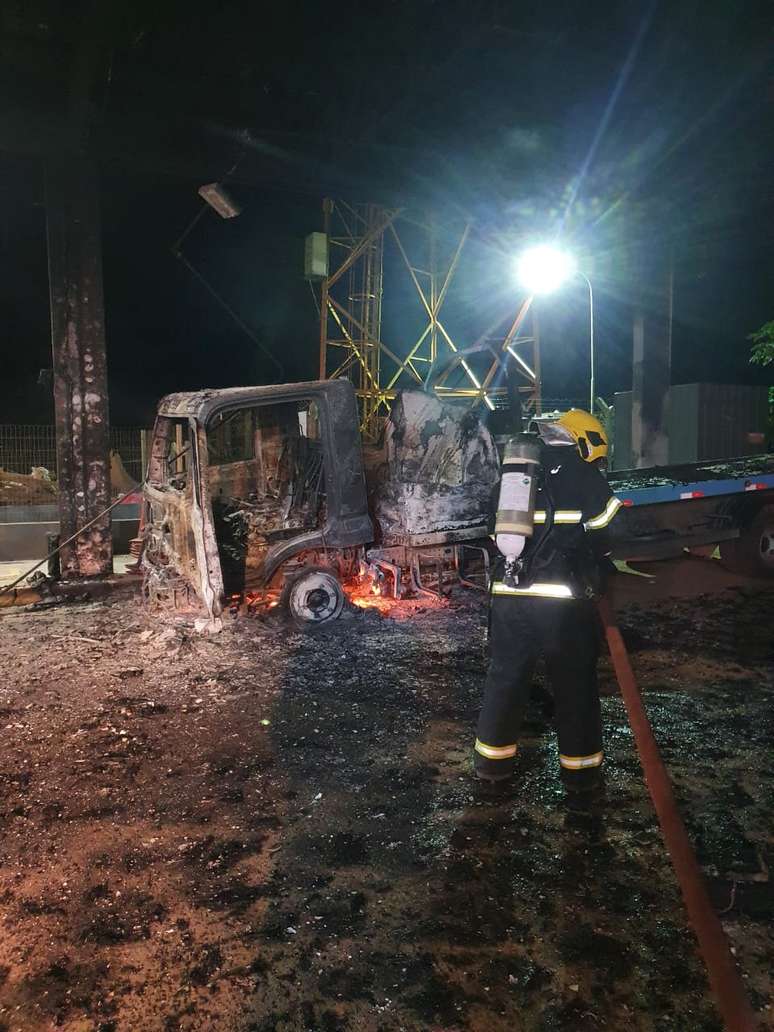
[[490, 396, 586, 416], [108, 427, 149, 483], [535, 397, 586, 416], [0, 425, 150, 508]]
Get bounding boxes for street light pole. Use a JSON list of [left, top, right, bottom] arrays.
[[577, 271, 594, 414], [515, 247, 595, 414]]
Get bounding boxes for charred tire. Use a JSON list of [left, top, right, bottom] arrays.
[[720, 505, 774, 577], [282, 568, 345, 624]]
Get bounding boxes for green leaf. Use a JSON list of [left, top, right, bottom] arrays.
[[747, 320, 774, 366]]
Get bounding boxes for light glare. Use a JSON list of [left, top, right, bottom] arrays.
[[517, 246, 577, 294]]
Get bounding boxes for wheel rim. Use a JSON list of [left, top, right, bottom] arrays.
[[306, 588, 329, 612], [289, 571, 343, 623]]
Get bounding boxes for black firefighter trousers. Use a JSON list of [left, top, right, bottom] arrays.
[[475, 595, 603, 783]]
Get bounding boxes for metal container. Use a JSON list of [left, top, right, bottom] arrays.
[[614, 384, 769, 469], [668, 383, 769, 463], [304, 232, 328, 280]]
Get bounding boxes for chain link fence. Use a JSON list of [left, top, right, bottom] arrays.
[[108, 427, 149, 483], [0, 425, 151, 508]]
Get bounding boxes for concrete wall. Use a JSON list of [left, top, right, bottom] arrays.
[[0, 504, 139, 562]]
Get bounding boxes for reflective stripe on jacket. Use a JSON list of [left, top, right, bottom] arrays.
[[491, 581, 575, 599], [492, 445, 622, 594]]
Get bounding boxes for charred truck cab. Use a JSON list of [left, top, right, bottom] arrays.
[[143, 380, 373, 628], [142, 379, 499, 627]]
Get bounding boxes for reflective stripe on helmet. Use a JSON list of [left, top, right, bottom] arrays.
[[492, 581, 574, 599], [474, 739, 518, 760], [584, 496, 622, 530]]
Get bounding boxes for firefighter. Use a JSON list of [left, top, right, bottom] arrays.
[[474, 409, 622, 794]]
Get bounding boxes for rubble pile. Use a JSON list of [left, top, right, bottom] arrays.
[[0, 585, 771, 1030], [0, 467, 57, 505]]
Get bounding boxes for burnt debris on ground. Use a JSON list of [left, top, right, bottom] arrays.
[[0, 585, 772, 1031]]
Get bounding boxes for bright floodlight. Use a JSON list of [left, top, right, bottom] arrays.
[[517, 245, 577, 294]]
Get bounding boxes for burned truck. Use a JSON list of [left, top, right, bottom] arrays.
[[142, 379, 499, 627]]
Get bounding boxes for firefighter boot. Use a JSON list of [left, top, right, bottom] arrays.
[[561, 765, 606, 813]]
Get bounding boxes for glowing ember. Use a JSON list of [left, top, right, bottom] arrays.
[[344, 580, 447, 617], [228, 581, 448, 619], [345, 579, 398, 612], [228, 590, 282, 615], [349, 593, 398, 613]]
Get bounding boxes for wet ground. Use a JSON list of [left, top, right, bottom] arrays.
[[0, 562, 772, 1031]]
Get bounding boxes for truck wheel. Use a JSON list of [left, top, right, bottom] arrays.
[[282, 568, 345, 624], [720, 505, 774, 577]]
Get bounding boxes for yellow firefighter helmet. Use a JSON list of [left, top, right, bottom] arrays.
[[557, 409, 609, 463]]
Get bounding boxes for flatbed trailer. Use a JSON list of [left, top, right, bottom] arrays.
[[608, 454, 774, 574]]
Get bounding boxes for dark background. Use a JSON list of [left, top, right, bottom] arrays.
[[1, 0, 771, 426]]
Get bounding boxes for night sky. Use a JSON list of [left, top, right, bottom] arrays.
[[1, 0, 771, 427]]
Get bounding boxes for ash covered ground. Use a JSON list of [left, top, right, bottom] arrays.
[[0, 571, 772, 1031]]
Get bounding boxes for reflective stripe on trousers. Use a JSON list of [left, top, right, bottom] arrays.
[[559, 750, 604, 770], [475, 593, 602, 778], [474, 739, 518, 760]]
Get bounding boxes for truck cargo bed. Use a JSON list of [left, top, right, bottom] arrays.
[[609, 453, 774, 506]]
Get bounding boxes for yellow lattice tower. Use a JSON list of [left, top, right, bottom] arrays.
[[317, 199, 541, 439]]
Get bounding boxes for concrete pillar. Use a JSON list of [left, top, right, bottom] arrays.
[[46, 159, 113, 577], [632, 260, 672, 468]]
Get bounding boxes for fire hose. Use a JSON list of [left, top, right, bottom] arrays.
[[597, 597, 758, 1032]]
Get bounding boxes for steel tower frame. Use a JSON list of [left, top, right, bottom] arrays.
[[317, 198, 541, 440]]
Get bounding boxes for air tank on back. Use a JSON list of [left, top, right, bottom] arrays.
[[494, 435, 542, 585]]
